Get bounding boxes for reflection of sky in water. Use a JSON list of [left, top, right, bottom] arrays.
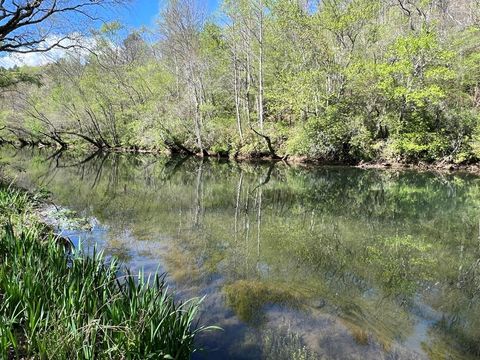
[[3, 147, 480, 359]]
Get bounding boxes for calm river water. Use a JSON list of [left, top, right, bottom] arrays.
[[2, 147, 480, 359]]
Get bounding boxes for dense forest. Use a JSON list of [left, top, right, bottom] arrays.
[[1, 0, 480, 164]]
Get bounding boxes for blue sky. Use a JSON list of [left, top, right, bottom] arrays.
[[116, 0, 221, 29], [0, 0, 222, 68]]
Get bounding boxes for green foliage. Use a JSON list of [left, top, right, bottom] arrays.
[[1, 0, 480, 163], [0, 68, 41, 89], [389, 132, 448, 161], [287, 106, 373, 161]]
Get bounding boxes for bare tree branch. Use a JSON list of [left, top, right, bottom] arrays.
[[0, 0, 126, 54]]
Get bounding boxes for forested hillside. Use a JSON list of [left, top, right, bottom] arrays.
[[1, 0, 480, 164]]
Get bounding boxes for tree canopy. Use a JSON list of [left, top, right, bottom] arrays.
[[1, 0, 480, 164]]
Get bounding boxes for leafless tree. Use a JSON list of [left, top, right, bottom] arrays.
[[0, 0, 125, 54], [158, 0, 207, 155]]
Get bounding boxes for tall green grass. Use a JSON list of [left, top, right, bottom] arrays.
[[0, 186, 210, 359]]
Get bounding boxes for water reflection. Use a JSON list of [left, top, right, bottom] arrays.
[[2, 147, 480, 359]]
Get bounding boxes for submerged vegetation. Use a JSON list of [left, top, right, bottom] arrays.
[[0, 0, 480, 164], [0, 185, 208, 359]]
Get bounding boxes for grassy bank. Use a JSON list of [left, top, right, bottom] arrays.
[[0, 185, 209, 359]]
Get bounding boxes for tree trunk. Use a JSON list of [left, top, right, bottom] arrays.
[[258, 0, 265, 130], [233, 48, 244, 143], [194, 96, 204, 156]]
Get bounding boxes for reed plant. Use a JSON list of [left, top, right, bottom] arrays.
[[0, 186, 210, 359]]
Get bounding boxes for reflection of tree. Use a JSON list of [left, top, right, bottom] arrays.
[[162, 156, 191, 181], [193, 159, 204, 228], [250, 163, 274, 194], [45, 147, 65, 166], [4, 148, 480, 358], [55, 150, 103, 170], [254, 164, 274, 272], [244, 176, 251, 275], [90, 152, 109, 189], [234, 171, 243, 243], [256, 186, 262, 269]]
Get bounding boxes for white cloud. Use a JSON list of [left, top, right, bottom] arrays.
[[0, 34, 96, 69]]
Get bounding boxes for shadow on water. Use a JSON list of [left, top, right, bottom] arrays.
[[2, 146, 480, 359]]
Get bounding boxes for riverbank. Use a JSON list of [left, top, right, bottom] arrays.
[[355, 160, 480, 174], [4, 142, 480, 176], [0, 184, 209, 359]]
